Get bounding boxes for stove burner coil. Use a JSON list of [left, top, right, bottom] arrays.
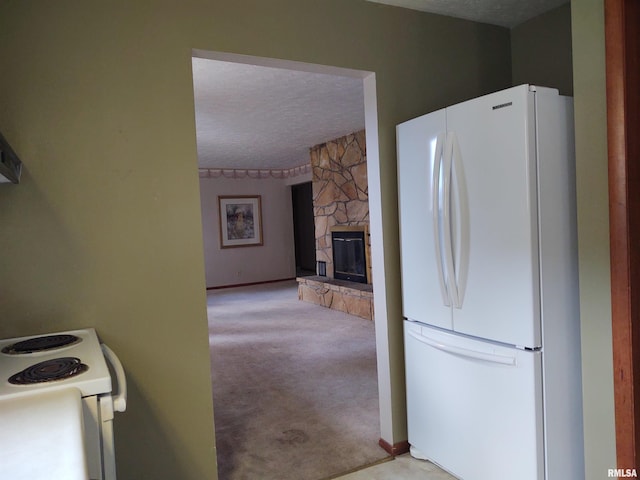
[[1, 334, 81, 355], [8, 357, 89, 385]]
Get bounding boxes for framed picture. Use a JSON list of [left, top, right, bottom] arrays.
[[218, 195, 263, 248]]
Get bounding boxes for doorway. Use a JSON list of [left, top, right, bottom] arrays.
[[192, 50, 394, 475], [291, 181, 316, 276]]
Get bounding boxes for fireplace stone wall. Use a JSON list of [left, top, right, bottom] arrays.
[[310, 130, 370, 282], [297, 130, 373, 321]]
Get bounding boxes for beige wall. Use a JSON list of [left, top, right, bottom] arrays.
[[199, 175, 297, 288], [571, 0, 617, 476], [0, 1, 512, 478]]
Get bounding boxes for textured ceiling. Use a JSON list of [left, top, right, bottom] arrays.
[[366, 0, 568, 28], [192, 58, 365, 170]]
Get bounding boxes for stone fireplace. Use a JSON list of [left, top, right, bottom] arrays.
[[331, 225, 370, 284], [297, 130, 374, 320], [310, 130, 370, 280]]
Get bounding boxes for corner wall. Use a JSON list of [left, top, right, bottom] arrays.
[[511, 3, 573, 96], [571, 0, 617, 475], [511, 4, 617, 473]]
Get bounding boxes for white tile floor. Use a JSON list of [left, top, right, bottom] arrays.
[[334, 454, 457, 480]]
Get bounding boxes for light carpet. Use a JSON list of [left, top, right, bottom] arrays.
[[207, 280, 389, 480]]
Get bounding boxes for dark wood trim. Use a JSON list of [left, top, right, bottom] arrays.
[[606, 0, 640, 469], [206, 277, 296, 291], [378, 438, 410, 456]]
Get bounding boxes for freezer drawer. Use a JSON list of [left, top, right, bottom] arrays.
[[404, 321, 544, 480]]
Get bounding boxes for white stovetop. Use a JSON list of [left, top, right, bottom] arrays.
[[0, 328, 112, 400]]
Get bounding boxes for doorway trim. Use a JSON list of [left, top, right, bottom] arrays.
[[192, 49, 396, 446], [605, 0, 640, 469]]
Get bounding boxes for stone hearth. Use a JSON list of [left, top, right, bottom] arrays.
[[297, 276, 373, 321]]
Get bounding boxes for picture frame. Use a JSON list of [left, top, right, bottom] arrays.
[[218, 195, 263, 248]]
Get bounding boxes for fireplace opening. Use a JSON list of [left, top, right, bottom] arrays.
[[332, 229, 367, 284]]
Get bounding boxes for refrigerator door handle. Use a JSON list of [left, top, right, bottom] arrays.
[[451, 133, 470, 308], [407, 330, 517, 366], [432, 132, 450, 306], [442, 133, 459, 306]]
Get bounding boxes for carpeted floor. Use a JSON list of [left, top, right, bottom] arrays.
[[207, 280, 389, 480]]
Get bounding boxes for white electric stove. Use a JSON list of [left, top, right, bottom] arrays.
[[0, 328, 127, 480]]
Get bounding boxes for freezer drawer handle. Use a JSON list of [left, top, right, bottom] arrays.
[[408, 330, 516, 366]]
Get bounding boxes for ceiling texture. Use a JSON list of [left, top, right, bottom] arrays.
[[193, 0, 568, 171], [192, 59, 365, 171], [366, 0, 568, 28]]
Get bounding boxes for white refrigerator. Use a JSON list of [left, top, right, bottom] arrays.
[[396, 85, 584, 480]]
